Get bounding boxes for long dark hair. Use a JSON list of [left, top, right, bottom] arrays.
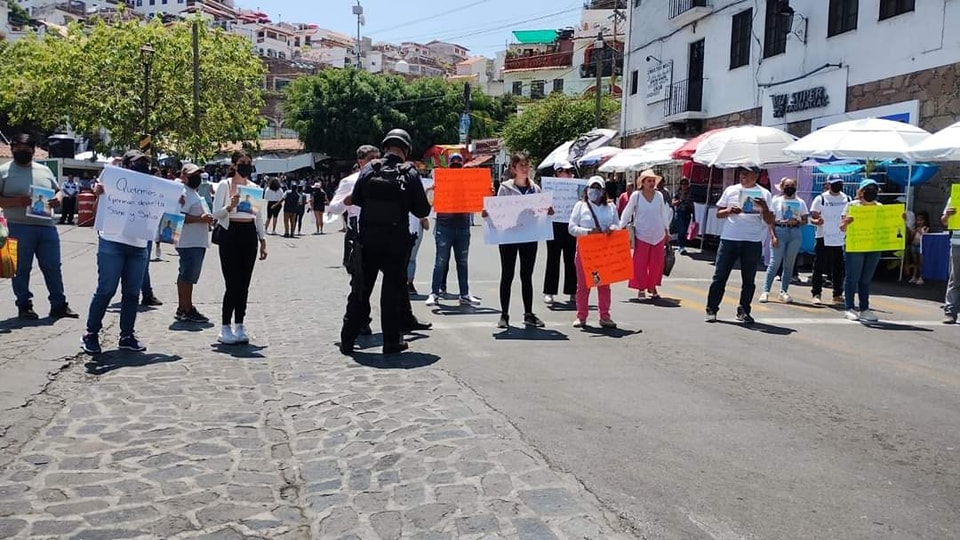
[[269, 178, 280, 191], [227, 150, 250, 178]]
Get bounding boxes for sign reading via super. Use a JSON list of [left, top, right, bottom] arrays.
[[771, 86, 830, 118]]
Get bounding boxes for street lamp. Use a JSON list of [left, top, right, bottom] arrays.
[[594, 32, 604, 128], [140, 44, 155, 160], [352, 1, 364, 69]]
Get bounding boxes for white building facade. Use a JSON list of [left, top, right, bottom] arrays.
[[622, 0, 960, 145]]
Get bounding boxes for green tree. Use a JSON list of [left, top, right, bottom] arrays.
[[501, 93, 620, 164], [284, 69, 516, 160], [0, 16, 264, 159]]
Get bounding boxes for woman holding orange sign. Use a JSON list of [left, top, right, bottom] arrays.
[[568, 176, 620, 329]]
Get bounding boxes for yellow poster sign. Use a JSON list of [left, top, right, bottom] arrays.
[[948, 184, 960, 231], [845, 204, 906, 253]]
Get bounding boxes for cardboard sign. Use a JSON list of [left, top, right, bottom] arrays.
[[576, 229, 633, 288], [845, 204, 906, 253], [433, 168, 492, 213], [482, 193, 554, 245], [95, 166, 183, 241], [948, 184, 960, 231], [542, 177, 589, 223]]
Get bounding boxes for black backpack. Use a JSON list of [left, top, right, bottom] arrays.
[[360, 159, 412, 227]]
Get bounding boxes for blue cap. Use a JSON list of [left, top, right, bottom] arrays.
[[826, 173, 844, 184], [449, 153, 463, 162], [858, 178, 879, 190]]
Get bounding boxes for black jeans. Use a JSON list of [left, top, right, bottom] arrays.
[[60, 197, 77, 223], [499, 242, 538, 316], [341, 226, 411, 345], [706, 239, 762, 315], [543, 222, 577, 296], [218, 221, 259, 325], [674, 212, 692, 250], [811, 239, 845, 298]]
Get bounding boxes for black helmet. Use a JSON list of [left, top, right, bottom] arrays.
[[382, 129, 412, 155]]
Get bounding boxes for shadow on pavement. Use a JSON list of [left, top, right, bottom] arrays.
[[861, 321, 934, 332], [716, 320, 796, 335], [85, 353, 182, 375], [578, 326, 642, 338], [492, 328, 569, 341], [209, 343, 268, 358], [431, 306, 501, 316], [168, 321, 216, 332], [626, 297, 683, 308], [0, 316, 57, 333], [351, 351, 440, 369], [546, 302, 577, 312]]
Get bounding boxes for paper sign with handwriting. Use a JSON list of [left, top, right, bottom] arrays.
[[948, 184, 960, 231], [845, 203, 906, 253], [541, 177, 589, 223], [482, 193, 554, 245], [576, 229, 633, 288], [433, 168, 492, 213], [95, 166, 184, 241]]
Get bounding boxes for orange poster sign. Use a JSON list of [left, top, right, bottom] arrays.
[[576, 229, 633, 288], [433, 168, 492, 213]]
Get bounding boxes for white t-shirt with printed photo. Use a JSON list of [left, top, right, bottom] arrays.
[[716, 183, 773, 243], [810, 191, 851, 244], [177, 188, 209, 249]]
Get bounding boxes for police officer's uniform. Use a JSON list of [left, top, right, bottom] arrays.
[[340, 130, 430, 354]]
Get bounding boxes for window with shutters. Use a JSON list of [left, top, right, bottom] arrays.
[[879, 0, 914, 20], [629, 70, 639, 95], [763, 0, 788, 58], [552, 79, 564, 94], [512, 81, 523, 96], [531, 80, 546, 99], [730, 9, 752, 69], [828, 0, 858, 36]]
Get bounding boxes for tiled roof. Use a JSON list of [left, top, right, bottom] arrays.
[[218, 139, 305, 153]]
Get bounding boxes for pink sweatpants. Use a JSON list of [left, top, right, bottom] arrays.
[[575, 251, 611, 321], [629, 239, 666, 291]]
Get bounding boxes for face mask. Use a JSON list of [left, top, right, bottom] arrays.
[[186, 175, 203, 189], [130, 160, 150, 174], [829, 183, 842, 193], [783, 186, 797, 197], [237, 164, 254, 178], [450, 162, 463, 169], [862, 187, 879, 202], [588, 188, 603, 202], [12, 150, 33, 165]]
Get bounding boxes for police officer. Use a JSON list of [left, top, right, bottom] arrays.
[[340, 129, 431, 355]]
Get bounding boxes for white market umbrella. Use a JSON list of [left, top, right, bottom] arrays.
[[692, 125, 799, 168], [537, 140, 573, 171], [598, 148, 651, 173], [576, 146, 622, 167], [909, 120, 960, 162], [626, 137, 688, 171], [567, 128, 618, 163], [783, 117, 931, 161]]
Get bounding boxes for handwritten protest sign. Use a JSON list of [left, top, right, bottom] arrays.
[[576, 229, 633, 288], [482, 193, 554, 245], [433, 168, 492, 213], [95, 166, 183, 241], [845, 203, 906, 253], [542, 177, 589, 223], [948, 184, 960, 231]]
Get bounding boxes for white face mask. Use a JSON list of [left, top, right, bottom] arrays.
[[588, 188, 604, 202]]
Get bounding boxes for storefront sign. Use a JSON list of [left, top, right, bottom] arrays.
[[770, 87, 830, 118], [646, 60, 673, 104]]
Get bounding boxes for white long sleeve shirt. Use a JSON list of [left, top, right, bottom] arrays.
[[569, 200, 619, 237], [618, 190, 672, 245], [327, 172, 361, 219]]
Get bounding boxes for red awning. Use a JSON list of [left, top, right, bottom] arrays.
[[671, 128, 729, 160]]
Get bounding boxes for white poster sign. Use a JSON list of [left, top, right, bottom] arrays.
[[482, 193, 554, 245], [542, 177, 589, 223], [646, 60, 673, 104], [95, 165, 184, 241]]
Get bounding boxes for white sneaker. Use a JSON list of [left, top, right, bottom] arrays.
[[459, 295, 482, 306], [425, 294, 438, 306], [908, 277, 917, 284], [779, 291, 793, 304], [758, 292, 769, 303], [234, 324, 250, 344], [858, 309, 879, 322], [218, 325, 238, 344], [916, 277, 925, 286], [844, 310, 860, 321], [811, 295, 822, 305], [544, 294, 555, 304], [567, 294, 575, 304], [572, 318, 585, 328]]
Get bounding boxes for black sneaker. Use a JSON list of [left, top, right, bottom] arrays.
[[185, 308, 210, 323], [383, 340, 409, 355], [141, 296, 163, 307], [523, 313, 545, 328], [18, 305, 39, 320], [736, 307, 755, 325], [497, 315, 509, 329], [81, 333, 102, 355], [118, 334, 147, 352], [174, 308, 187, 322], [403, 318, 432, 332], [407, 282, 418, 295], [50, 304, 79, 319], [360, 324, 373, 336], [704, 310, 718, 323]]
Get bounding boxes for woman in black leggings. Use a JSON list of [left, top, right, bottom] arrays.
[[485, 152, 551, 329]]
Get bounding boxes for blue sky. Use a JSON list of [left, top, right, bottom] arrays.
[[234, 0, 585, 57]]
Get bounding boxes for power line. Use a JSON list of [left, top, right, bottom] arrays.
[[364, 0, 492, 35]]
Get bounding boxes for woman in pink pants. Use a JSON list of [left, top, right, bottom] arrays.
[[619, 169, 672, 299], [568, 176, 620, 329]]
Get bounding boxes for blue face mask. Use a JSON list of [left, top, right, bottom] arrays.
[[588, 188, 603, 202]]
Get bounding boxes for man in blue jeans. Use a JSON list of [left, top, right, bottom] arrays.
[[425, 154, 482, 307], [0, 133, 79, 321], [705, 166, 774, 325], [81, 150, 153, 355]]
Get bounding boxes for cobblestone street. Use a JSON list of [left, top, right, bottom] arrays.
[[0, 225, 628, 539]]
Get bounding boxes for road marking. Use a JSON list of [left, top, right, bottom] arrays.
[[424, 317, 951, 330], [669, 283, 772, 312]]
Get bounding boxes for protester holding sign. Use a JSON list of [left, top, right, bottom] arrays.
[[175, 164, 214, 324], [212, 151, 268, 345], [940, 194, 959, 324], [809, 174, 851, 305], [760, 177, 809, 304], [619, 169, 672, 300], [542, 161, 579, 305], [486, 152, 553, 329], [568, 176, 620, 329], [839, 178, 887, 323]]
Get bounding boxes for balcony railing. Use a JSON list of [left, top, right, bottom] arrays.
[[669, 0, 709, 19], [664, 79, 703, 117], [503, 51, 574, 71], [579, 61, 623, 79]]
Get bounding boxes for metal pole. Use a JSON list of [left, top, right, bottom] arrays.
[[356, 2, 362, 69], [595, 31, 603, 128], [192, 19, 201, 146], [143, 61, 151, 161]]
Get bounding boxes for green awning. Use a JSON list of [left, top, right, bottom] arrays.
[[512, 30, 558, 44]]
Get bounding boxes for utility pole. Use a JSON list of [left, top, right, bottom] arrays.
[[352, 1, 363, 69], [460, 82, 472, 145], [192, 19, 201, 156], [610, 8, 624, 96], [594, 31, 604, 128]]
